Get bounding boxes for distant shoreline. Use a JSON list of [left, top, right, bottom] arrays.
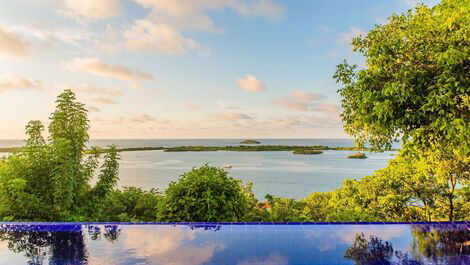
[[0, 145, 399, 154]]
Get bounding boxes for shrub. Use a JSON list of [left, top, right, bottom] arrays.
[[347, 153, 367, 159], [100, 187, 162, 222], [156, 165, 251, 222], [293, 149, 323, 155]]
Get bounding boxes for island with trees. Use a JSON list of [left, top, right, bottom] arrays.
[[240, 140, 261, 144], [293, 149, 323, 155], [347, 153, 367, 159]]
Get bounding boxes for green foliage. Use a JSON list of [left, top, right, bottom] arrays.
[[293, 149, 323, 155], [263, 194, 306, 222], [0, 89, 120, 221], [240, 140, 261, 144], [347, 153, 367, 159], [332, 0, 469, 222], [334, 0, 469, 154], [99, 187, 162, 222], [156, 165, 251, 222]]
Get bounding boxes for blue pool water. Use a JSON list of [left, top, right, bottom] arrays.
[[0, 222, 468, 264]]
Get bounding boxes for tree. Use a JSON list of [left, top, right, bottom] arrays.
[[156, 165, 252, 222], [333, 0, 469, 221], [334, 0, 469, 153], [0, 89, 120, 221]]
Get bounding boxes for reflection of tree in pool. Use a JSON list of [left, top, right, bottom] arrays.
[[344, 233, 395, 265], [411, 224, 470, 263], [0, 225, 120, 264], [345, 225, 469, 265], [87, 225, 121, 241]]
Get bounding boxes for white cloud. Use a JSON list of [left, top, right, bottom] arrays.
[[90, 95, 116, 104], [11, 24, 94, 50], [67, 84, 122, 96], [66, 57, 154, 81], [59, 0, 120, 22], [131, 114, 157, 123], [273, 90, 324, 111], [124, 19, 202, 55], [231, 0, 284, 21], [118, 226, 224, 265], [0, 72, 42, 93], [0, 25, 29, 58], [237, 74, 266, 92], [211, 111, 254, 121], [58, 83, 122, 105], [134, 0, 284, 32], [87, 105, 100, 112], [217, 101, 242, 110], [273, 99, 310, 111], [338, 26, 364, 46], [291, 90, 323, 101]]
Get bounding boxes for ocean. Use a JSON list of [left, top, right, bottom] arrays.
[[0, 139, 399, 199]]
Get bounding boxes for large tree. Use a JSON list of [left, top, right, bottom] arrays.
[[334, 0, 469, 153], [333, 0, 469, 221], [0, 89, 120, 221]]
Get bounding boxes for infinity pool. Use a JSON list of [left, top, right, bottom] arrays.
[[0, 222, 468, 264]]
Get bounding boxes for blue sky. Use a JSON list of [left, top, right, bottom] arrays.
[[0, 0, 438, 139]]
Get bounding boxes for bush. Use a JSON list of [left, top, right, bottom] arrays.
[[293, 149, 323, 155], [156, 165, 251, 222], [347, 153, 367, 159], [101, 187, 162, 222]]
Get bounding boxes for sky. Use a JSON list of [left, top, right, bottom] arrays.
[[0, 0, 439, 139]]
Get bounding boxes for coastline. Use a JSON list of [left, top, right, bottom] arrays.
[[0, 145, 399, 154]]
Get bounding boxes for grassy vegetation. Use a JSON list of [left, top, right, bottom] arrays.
[[240, 140, 261, 144], [347, 153, 368, 159], [293, 149, 323, 155]]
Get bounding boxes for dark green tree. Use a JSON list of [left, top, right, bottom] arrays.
[[156, 165, 252, 222]]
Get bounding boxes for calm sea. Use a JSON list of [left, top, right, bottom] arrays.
[[0, 139, 399, 199]]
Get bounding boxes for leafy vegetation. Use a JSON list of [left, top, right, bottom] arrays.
[[293, 149, 323, 155], [0, 90, 121, 221], [347, 153, 367, 159], [156, 164, 252, 222], [332, 0, 469, 221], [240, 139, 261, 144]]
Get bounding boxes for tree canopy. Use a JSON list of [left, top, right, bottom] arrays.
[[334, 0, 469, 154]]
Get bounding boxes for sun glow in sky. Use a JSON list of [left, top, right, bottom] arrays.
[[0, 0, 438, 139]]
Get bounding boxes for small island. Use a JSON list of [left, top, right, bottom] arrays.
[[347, 153, 368, 159], [240, 140, 261, 144], [293, 149, 323, 155]]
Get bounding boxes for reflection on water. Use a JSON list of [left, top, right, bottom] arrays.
[[0, 223, 468, 264]]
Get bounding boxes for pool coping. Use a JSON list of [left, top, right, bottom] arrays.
[[0, 221, 468, 225]]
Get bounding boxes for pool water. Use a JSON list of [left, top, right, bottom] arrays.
[[0, 222, 468, 264]]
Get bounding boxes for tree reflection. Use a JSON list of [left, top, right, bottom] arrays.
[[411, 224, 469, 264], [0, 224, 120, 264], [345, 224, 470, 265], [344, 233, 395, 265]]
